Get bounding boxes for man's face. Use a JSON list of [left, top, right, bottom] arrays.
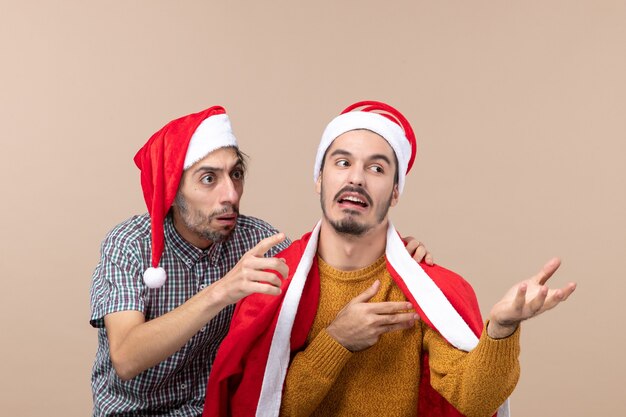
[[317, 129, 399, 236], [172, 147, 245, 248]]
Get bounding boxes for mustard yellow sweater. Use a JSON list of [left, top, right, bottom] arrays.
[[279, 255, 520, 417]]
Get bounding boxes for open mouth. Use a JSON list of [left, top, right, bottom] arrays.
[[337, 193, 369, 209]]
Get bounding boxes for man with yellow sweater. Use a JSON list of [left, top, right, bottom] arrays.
[[203, 101, 576, 417]]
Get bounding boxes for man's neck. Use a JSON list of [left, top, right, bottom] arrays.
[[317, 220, 388, 271]]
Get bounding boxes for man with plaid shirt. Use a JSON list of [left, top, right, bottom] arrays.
[[90, 105, 433, 416], [90, 106, 295, 416]]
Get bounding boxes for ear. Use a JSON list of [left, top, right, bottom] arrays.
[[390, 184, 400, 207], [315, 172, 322, 195]]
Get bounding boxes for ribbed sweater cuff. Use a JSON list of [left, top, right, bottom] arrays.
[[475, 321, 521, 364], [302, 329, 353, 380]]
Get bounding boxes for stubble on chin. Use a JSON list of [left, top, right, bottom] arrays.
[[196, 222, 234, 243], [174, 195, 238, 243]]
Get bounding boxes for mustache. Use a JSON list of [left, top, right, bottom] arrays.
[[333, 186, 373, 206], [208, 204, 239, 219]]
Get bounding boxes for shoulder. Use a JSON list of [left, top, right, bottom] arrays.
[[100, 214, 152, 254], [420, 263, 478, 299], [233, 215, 292, 255], [420, 262, 484, 333], [235, 214, 281, 236], [274, 233, 308, 260]]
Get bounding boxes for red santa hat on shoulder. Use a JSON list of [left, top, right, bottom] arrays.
[[313, 100, 418, 193], [133, 106, 237, 288]]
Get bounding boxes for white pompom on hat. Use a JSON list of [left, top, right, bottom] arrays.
[[313, 100, 417, 194], [133, 106, 238, 288]]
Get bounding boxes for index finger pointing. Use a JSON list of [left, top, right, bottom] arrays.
[[249, 233, 286, 257]]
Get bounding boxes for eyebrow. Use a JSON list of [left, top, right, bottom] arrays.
[[329, 149, 393, 166], [369, 153, 393, 166], [329, 149, 353, 158], [192, 161, 243, 176]]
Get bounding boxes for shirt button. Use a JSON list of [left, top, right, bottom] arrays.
[[199, 284, 207, 290], [180, 383, 187, 389], [185, 259, 192, 266], [200, 327, 206, 332]]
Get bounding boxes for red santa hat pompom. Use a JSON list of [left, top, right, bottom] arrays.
[[133, 106, 238, 288], [313, 100, 417, 194]]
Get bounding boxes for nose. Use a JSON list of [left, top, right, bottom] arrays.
[[219, 177, 240, 205], [347, 164, 364, 187]]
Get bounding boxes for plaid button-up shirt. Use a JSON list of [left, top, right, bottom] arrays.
[[90, 213, 290, 417]]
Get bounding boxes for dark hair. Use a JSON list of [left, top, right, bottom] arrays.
[[233, 147, 249, 176]]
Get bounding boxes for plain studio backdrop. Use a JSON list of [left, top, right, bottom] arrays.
[[1, 1, 624, 415]]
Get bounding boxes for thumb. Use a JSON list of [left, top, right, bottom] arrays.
[[350, 280, 381, 304]]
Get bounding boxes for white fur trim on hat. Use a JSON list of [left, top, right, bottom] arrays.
[[183, 113, 238, 169], [313, 111, 412, 193]]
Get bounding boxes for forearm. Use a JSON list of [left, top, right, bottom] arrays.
[[280, 330, 352, 417], [425, 322, 520, 417], [108, 285, 229, 380]]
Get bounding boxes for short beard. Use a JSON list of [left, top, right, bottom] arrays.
[[320, 183, 394, 237], [174, 193, 238, 243], [329, 217, 371, 236]]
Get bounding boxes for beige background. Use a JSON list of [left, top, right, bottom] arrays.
[[1, 1, 624, 415]]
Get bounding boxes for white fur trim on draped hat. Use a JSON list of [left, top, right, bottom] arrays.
[[256, 220, 510, 417], [183, 113, 237, 169], [313, 111, 412, 193]]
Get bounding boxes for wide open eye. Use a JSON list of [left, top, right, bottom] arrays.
[[200, 174, 215, 184], [231, 169, 244, 181]]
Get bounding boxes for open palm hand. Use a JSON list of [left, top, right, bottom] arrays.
[[488, 258, 577, 338]]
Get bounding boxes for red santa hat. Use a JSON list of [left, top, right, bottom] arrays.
[[133, 106, 237, 288], [313, 100, 417, 193]]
